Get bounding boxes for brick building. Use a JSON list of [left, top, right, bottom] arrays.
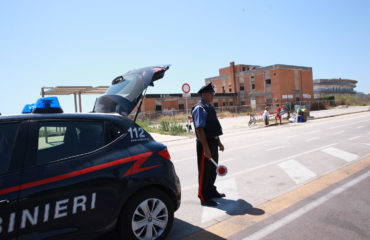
[[205, 62, 314, 110], [139, 62, 314, 115]]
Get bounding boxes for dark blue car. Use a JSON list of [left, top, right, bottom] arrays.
[[0, 65, 181, 240]]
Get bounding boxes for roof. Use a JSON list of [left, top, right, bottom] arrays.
[[41, 86, 109, 95]]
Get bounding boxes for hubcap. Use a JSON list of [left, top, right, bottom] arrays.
[[131, 198, 168, 240]]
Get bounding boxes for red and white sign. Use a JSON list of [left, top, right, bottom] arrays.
[[182, 83, 191, 94]]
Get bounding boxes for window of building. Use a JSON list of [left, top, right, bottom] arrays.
[[0, 123, 19, 174], [223, 102, 226, 106], [240, 85, 244, 91], [214, 102, 219, 108], [242, 67, 246, 71], [266, 79, 271, 84], [179, 104, 184, 110], [252, 84, 255, 90], [222, 86, 225, 93], [229, 87, 232, 92], [250, 76, 254, 79], [155, 105, 162, 111], [229, 101, 233, 106]]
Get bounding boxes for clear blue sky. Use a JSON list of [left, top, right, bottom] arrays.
[[1, 0, 369, 114]]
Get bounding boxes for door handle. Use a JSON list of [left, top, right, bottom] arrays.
[[0, 199, 10, 206]]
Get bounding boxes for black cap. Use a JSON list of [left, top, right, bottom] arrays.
[[197, 82, 215, 95]]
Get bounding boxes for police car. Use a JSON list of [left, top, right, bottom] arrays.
[[0, 65, 181, 240]]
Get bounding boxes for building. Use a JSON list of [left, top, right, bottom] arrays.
[[205, 62, 314, 110], [138, 62, 314, 115], [313, 78, 357, 99]]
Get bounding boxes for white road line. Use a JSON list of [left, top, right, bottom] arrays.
[[242, 171, 370, 240], [174, 156, 196, 163], [305, 137, 320, 142], [333, 130, 345, 135], [308, 130, 320, 134], [182, 143, 337, 191], [357, 126, 364, 129], [287, 135, 298, 139], [278, 160, 316, 184], [328, 120, 369, 130], [221, 158, 234, 164], [348, 136, 360, 141], [174, 142, 263, 163], [266, 146, 284, 152], [201, 177, 238, 223], [321, 147, 359, 162]]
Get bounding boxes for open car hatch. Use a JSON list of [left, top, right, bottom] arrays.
[[93, 65, 170, 115]]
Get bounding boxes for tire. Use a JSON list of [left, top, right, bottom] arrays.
[[117, 189, 174, 240]]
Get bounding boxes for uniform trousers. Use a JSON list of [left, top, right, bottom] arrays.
[[196, 138, 219, 202]]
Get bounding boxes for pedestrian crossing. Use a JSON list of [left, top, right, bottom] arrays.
[[278, 160, 316, 184], [193, 146, 363, 220], [321, 147, 359, 162]]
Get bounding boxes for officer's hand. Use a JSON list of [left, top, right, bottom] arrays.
[[204, 148, 212, 159], [218, 143, 224, 152]]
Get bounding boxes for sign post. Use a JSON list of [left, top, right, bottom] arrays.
[[182, 83, 191, 132]]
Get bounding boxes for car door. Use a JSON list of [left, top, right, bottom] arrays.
[[0, 121, 28, 240], [17, 119, 129, 239]]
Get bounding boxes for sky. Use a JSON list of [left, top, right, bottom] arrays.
[[1, 0, 369, 114]]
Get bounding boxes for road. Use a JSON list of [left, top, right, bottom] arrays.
[[164, 111, 370, 239]]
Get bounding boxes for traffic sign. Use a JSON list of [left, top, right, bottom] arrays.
[[182, 83, 191, 94]]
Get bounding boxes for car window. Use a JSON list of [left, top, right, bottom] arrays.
[[0, 123, 19, 174], [37, 121, 105, 165]]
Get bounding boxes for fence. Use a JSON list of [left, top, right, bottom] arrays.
[[129, 99, 346, 122]]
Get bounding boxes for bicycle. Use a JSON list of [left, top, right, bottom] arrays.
[[248, 113, 257, 126]]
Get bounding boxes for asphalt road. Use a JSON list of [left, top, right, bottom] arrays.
[[164, 111, 370, 239]]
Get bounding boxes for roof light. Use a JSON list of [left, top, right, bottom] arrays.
[[22, 103, 35, 114], [32, 97, 63, 114]]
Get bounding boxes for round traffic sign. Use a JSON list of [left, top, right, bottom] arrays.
[[182, 83, 191, 94]]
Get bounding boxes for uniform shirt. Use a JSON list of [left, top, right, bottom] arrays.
[[192, 99, 211, 128]]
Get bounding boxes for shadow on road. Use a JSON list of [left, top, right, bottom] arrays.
[[168, 218, 227, 240], [214, 198, 265, 216]]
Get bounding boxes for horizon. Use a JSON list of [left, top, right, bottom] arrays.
[[1, 0, 369, 114]]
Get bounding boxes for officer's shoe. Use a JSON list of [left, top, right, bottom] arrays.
[[211, 192, 226, 198], [201, 199, 218, 207]]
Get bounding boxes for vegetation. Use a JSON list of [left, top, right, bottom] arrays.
[[136, 119, 188, 136]]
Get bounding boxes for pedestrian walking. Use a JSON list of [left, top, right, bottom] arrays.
[[262, 106, 270, 126], [191, 83, 226, 207], [275, 104, 282, 124]]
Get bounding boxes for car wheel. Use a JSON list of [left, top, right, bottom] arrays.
[[118, 189, 174, 240]]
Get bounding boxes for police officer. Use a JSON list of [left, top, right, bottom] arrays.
[[192, 83, 226, 207]]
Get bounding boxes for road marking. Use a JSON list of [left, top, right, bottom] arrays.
[[201, 177, 238, 223], [174, 156, 195, 163], [287, 135, 298, 139], [184, 156, 370, 240], [328, 120, 368, 129], [221, 158, 234, 164], [305, 137, 320, 142], [321, 147, 359, 162], [278, 160, 316, 184], [242, 171, 370, 240], [333, 130, 345, 135], [174, 142, 263, 163], [357, 126, 364, 129], [266, 146, 284, 152], [182, 143, 337, 191], [348, 136, 360, 141]]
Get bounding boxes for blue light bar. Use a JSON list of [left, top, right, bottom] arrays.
[[32, 97, 63, 113], [22, 103, 35, 114]]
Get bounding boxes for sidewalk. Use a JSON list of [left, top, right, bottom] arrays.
[[149, 105, 369, 143]]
